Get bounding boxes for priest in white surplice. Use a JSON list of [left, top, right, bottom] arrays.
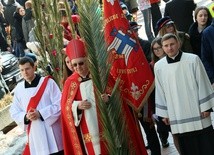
[[10, 57, 63, 155], [154, 33, 214, 155]]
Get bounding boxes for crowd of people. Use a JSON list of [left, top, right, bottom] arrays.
[[121, 1, 214, 155], [0, 0, 213, 155]]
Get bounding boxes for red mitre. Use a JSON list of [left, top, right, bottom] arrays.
[[66, 39, 86, 60]]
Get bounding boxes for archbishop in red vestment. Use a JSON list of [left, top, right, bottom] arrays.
[[61, 39, 108, 155], [61, 39, 148, 155]]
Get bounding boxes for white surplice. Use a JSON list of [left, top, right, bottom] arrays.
[[72, 79, 101, 155], [10, 77, 63, 155], [155, 53, 214, 134]]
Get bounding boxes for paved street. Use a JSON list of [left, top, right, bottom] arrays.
[[142, 113, 214, 155], [2, 113, 214, 155]]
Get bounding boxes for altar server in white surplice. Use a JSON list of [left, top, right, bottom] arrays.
[[10, 57, 63, 155], [154, 33, 214, 155]]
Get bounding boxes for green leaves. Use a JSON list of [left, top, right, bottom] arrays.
[[32, 0, 66, 88], [77, 0, 131, 154], [33, 0, 133, 153]]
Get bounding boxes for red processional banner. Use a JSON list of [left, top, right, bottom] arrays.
[[103, 0, 154, 112]]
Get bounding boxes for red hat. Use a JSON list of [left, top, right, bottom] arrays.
[[66, 39, 86, 60]]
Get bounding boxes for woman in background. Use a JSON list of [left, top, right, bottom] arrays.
[[0, 2, 10, 51], [61, 54, 73, 86], [13, 6, 26, 57], [156, 16, 193, 53], [150, 37, 165, 66], [188, 6, 212, 58]]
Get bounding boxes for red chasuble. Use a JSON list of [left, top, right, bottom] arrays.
[[61, 73, 147, 154], [61, 72, 107, 155]]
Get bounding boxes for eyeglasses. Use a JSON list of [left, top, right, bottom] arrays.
[[153, 47, 162, 52], [72, 61, 84, 67]]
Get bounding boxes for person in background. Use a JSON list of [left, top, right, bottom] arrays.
[[0, 2, 10, 51], [130, 21, 151, 62], [4, 0, 20, 52], [10, 57, 64, 155], [150, 37, 165, 65], [156, 16, 193, 53], [58, 1, 73, 42], [149, 0, 162, 36], [201, 18, 214, 88], [4, 0, 20, 27], [138, 0, 155, 42], [69, 0, 78, 15], [120, 0, 138, 21], [61, 54, 73, 86], [13, 6, 26, 57], [22, 0, 34, 43], [164, 0, 196, 33], [130, 22, 161, 155], [16, 0, 27, 7], [120, 2, 133, 21], [188, 6, 212, 58], [149, 37, 173, 150], [150, 38, 166, 149], [155, 33, 214, 155]]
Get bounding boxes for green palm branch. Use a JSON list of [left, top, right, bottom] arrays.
[[32, 0, 134, 153], [32, 0, 65, 87], [77, 0, 132, 154]]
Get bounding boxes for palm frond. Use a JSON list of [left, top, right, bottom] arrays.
[[77, 0, 131, 154], [32, 0, 64, 87], [78, 0, 110, 91]]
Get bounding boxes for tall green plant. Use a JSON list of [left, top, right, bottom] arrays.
[[77, 0, 131, 154], [32, 0, 133, 153], [32, 0, 67, 87]]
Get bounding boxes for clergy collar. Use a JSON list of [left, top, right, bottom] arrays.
[[166, 51, 182, 63], [25, 74, 41, 88], [78, 74, 91, 82]]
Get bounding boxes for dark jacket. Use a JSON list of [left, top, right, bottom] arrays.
[[0, 14, 9, 51], [3, 3, 17, 26], [201, 19, 214, 84], [22, 8, 34, 42], [177, 31, 193, 53], [120, 0, 138, 13], [164, 0, 196, 33], [138, 38, 151, 62], [13, 11, 25, 43], [16, 0, 27, 7], [4, 2, 19, 41], [188, 21, 211, 58]]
